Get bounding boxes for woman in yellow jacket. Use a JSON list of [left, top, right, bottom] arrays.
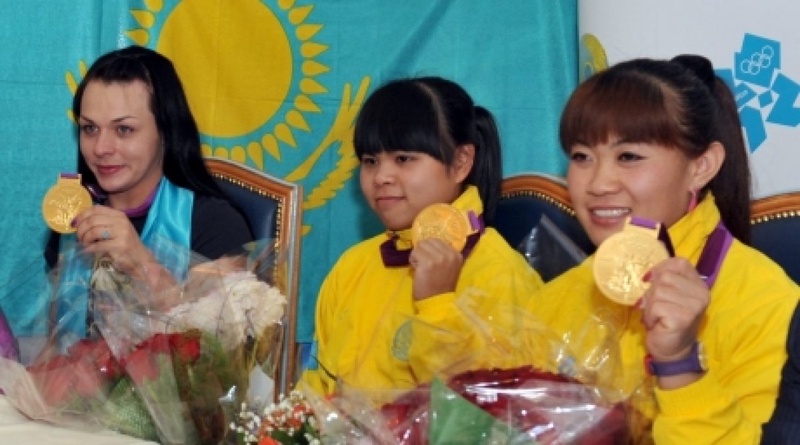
[[300, 77, 542, 396], [528, 55, 799, 443]]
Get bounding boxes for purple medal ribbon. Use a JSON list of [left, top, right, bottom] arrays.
[[695, 223, 733, 287], [380, 211, 485, 267], [630, 216, 676, 256], [87, 184, 156, 218], [632, 216, 732, 288]]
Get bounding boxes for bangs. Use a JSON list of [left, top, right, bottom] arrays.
[[560, 71, 684, 151], [354, 81, 450, 163]]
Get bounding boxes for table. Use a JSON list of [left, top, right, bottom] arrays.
[[0, 396, 156, 445]]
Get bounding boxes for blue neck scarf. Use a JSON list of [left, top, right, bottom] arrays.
[[54, 178, 193, 340]]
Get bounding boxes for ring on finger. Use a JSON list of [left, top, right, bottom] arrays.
[[100, 229, 111, 241]]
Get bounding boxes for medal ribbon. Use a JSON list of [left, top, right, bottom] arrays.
[[630, 216, 675, 256], [381, 211, 485, 267], [632, 216, 732, 288], [695, 223, 733, 288], [86, 184, 157, 218]]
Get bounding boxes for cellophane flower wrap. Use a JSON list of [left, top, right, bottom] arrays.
[[295, 292, 647, 444], [0, 236, 290, 445]]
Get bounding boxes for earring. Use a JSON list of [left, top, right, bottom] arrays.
[[687, 189, 698, 212]]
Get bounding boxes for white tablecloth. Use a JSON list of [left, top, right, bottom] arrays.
[[0, 396, 156, 445]]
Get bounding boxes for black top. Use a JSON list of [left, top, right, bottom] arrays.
[[45, 194, 253, 268], [761, 303, 800, 444]]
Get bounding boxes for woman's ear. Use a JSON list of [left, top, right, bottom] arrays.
[[692, 141, 725, 190], [453, 144, 475, 182]]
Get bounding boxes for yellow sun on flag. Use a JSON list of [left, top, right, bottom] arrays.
[[125, 0, 330, 169]]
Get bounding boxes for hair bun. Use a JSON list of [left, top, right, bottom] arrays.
[[671, 54, 716, 90]]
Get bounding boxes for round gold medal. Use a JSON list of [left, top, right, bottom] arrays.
[[593, 221, 670, 305], [42, 174, 93, 234], [411, 203, 471, 251]]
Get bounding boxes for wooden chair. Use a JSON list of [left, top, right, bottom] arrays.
[[751, 192, 800, 284], [495, 173, 594, 281], [205, 157, 303, 397]]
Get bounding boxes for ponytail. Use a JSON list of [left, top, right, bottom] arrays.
[[471, 105, 503, 225], [709, 77, 752, 244], [672, 55, 752, 244]]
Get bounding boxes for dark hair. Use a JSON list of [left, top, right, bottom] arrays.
[[559, 55, 752, 244], [353, 76, 503, 224], [73, 45, 221, 197]]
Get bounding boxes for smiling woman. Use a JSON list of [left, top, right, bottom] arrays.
[[45, 45, 253, 344], [524, 54, 800, 443]]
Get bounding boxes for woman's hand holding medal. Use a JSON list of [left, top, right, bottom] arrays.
[[639, 257, 709, 364], [42, 173, 157, 279], [408, 203, 470, 301], [594, 216, 709, 385]]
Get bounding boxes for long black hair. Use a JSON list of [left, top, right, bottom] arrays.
[[73, 45, 222, 197], [353, 76, 503, 224]]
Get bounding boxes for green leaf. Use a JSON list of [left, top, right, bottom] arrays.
[[428, 377, 532, 445]]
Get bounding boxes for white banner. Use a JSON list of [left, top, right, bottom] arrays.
[[578, 1, 800, 197]]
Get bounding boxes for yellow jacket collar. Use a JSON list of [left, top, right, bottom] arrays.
[[668, 193, 722, 262]]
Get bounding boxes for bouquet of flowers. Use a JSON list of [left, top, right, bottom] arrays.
[[290, 294, 646, 444], [373, 366, 629, 444], [0, 237, 290, 445], [231, 390, 321, 445]]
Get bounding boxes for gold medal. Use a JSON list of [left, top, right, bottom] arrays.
[[411, 203, 471, 251], [593, 217, 671, 305], [42, 174, 93, 234]]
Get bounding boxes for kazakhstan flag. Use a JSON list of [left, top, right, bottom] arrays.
[[0, 0, 576, 346]]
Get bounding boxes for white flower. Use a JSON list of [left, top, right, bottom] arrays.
[[163, 270, 286, 351]]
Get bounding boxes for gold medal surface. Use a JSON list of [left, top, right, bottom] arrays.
[[411, 203, 470, 251], [593, 219, 670, 305], [42, 174, 93, 234]]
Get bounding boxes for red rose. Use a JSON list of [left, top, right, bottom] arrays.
[[28, 352, 106, 406], [146, 333, 172, 354], [67, 338, 123, 380], [169, 331, 201, 364], [28, 357, 76, 406], [123, 346, 160, 385]]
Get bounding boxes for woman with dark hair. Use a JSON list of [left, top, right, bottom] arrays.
[[526, 55, 799, 442], [47, 45, 252, 340], [300, 76, 542, 395]]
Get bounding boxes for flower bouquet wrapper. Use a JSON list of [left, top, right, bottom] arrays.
[[301, 293, 647, 444], [0, 254, 58, 366], [0, 236, 291, 445]]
